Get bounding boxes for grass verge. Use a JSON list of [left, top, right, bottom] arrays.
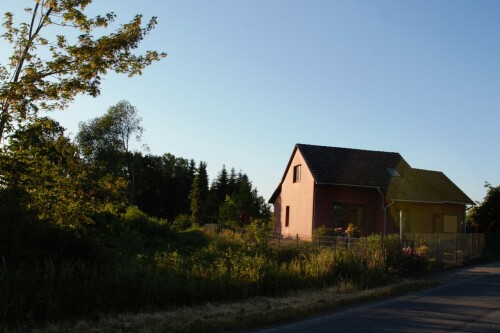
[[8, 279, 438, 333]]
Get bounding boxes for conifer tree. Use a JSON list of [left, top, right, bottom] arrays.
[[197, 161, 209, 202], [213, 165, 229, 203], [189, 161, 209, 224]]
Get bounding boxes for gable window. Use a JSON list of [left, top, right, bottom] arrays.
[[285, 206, 290, 227], [333, 204, 363, 228], [293, 165, 301, 183]]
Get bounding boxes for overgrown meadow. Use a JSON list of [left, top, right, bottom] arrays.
[[0, 205, 428, 328]]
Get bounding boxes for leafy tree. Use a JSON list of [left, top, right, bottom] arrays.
[[0, 0, 166, 141], [469, 182, 500, 232], [76, 100, 143, 174], [0, 117, 123, 228], [219, 195, 239, 228], [76, 100, 144, 204]]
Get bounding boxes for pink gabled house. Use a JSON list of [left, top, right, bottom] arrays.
[[269, 144, 474, 238]]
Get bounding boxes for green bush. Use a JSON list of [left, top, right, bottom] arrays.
[[313, 225, 336, 237], [173, 214, 193, 230]]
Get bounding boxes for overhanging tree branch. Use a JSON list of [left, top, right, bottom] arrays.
[[0, 0, 166, 142]]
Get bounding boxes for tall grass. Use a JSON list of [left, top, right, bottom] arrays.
[[0, 232, 425, 328]]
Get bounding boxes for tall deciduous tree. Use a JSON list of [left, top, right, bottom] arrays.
[[0, 0, 166, 141], [77, 100, 143, 172], [76, 100, 144, 203]]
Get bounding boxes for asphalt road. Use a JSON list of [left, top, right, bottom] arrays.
[[254, 261, 500, 333]]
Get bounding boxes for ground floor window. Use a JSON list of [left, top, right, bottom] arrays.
[[285, 206, 290, 227], [333, 204, 363, 228]]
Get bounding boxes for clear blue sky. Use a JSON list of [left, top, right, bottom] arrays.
[[2, 1, 499, 204]]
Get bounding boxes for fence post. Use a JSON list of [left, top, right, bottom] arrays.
[[345, 234, 348, 250], [436, 232, 440, 263], [296, 233, 299, 247]]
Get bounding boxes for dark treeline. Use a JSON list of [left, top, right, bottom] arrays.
[[130, 153, 270, 225], [0, 101, 271, 266], [75, 100, 271, 226]]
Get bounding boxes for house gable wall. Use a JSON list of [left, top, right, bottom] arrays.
[[274, 149, 315, 237]]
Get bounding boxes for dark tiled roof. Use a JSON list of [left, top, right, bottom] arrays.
[[269, 144, 473, 205], [297, 144, 410, 188]]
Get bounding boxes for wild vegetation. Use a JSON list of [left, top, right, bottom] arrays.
[[1, 2, 498, 331], [0, 105, 272, 327], [0, 216, 431, 328]]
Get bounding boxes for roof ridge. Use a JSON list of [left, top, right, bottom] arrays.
[[411, 167, 444, 174], [296, 143, 401, 155]]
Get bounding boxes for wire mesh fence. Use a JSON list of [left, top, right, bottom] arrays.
[[205, 222, 486, 267], [403, 232, 485, 266], [271, 232, 485, 266]]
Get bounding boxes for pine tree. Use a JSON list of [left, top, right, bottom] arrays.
[[189, 161, 209, 224], [228, 167, 237, 195], [198, 161, 209, 202], [214, 165, 229, 203]]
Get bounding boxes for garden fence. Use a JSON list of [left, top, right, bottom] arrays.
[[271, 232, 485, 266]]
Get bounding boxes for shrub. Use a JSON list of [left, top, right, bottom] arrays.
[[313, 225, 336, 237], [398, 246, 428, 275], [173, 214, 193, 230], [346, 223, 362, 238], [243, 221, 270, 252]]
